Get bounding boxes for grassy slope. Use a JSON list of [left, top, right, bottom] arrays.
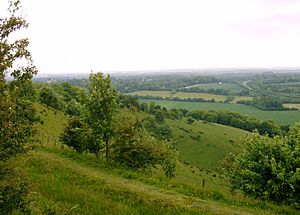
[[142, 99, 300, 125], [19, 103, 297, 214], [167, 118, 246, 170]]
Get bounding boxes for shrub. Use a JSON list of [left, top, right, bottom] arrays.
[[225, 124, 300, 207]]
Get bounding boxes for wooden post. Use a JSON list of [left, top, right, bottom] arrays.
[[202, 179, 205, 188]]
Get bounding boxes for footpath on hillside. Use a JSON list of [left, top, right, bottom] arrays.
[[34, 150, 258, 215]]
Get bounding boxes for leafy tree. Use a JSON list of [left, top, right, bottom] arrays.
[[226, 124, 300, 207], [85, 72, 118, 159], [117, 94, 139, 110], [59, 117, 90, 153], [140, 102, 149, 112], [39, 86, 60, 109], [112, 109, 177, 177], [167, 108, 183, 120], [154, 109, 165, 123], [0, 0, 38, 213], [142, 116, 172, 140]]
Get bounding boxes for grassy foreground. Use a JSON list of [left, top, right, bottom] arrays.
[[15, 103, 298, 214]]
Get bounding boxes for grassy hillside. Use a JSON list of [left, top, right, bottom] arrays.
[[142, 99, 300, 125], [15, 103, 297, 214], [167, 118, 246, 170]]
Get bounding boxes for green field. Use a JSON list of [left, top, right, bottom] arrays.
[[12, 103, 295, 214], [142, 99, 300, 125], [167, 118, 246, 170], [127, 90, 252, 103], [185, 83, 245, 94]]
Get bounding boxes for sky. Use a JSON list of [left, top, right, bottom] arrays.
[[1, 0, 300, 74]]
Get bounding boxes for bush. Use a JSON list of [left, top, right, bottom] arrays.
[[112, 110, 177, 177], [226, 124, 300, 207], [59, 117, 91, 153]]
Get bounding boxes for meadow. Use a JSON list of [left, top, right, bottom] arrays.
[[185, 83, 245, 94], [167, 118, 246, 170], [142, 99, 300, 125], [127, 90, 252, 103]]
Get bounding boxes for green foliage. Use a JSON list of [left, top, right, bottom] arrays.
[[154, 109, 165, 123], [187, 117, 195, 124], [117, 94, 140, 110], [238, 96, 287, 110], [85, 72, 118, 158], [0, 0, 38, 213], [36, 82, 85, 115], [0, 164, 30, 215], [142, 116, 172, 140], [167, 108, 184, 120], [112, 109, 177, 177], [39, 86, 60, 109], [59, 117, 90, 153], [227, 124, 300, 206]]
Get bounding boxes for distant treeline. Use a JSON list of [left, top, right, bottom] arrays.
[[180, 87, 249, 96], [237, 96, 297, 111], [187, 110, 281, 137], [132, 95, 218, 103]]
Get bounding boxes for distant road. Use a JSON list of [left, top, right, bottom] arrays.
[[184, 83, 204, 89], [242, 80, 253, 90]]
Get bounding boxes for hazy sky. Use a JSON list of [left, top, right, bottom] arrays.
[[2, 0, 300, 73]]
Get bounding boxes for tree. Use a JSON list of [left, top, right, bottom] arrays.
[[85, 72, 118, 159], [112, 109, 177, 177], [154, 109, 165, 123], [39, 86, 60, 109], [0, 0, 38, 213], [59, 117, 90, 153], [226, 124, 300, 207]]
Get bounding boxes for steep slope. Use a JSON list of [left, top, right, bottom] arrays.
[[168, 118, 246, 170]]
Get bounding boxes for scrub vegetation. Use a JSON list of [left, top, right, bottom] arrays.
[[1, 1, 300, 214]]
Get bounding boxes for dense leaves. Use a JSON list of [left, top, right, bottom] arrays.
[[59, 117, 90, 153], [85, 72, 118, 158], [0, 0, 38, 213], [112, 109, 177, 177], [224, 124, 300, 207]]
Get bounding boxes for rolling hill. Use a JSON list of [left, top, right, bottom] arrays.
[[17, 103, 297, 214]]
